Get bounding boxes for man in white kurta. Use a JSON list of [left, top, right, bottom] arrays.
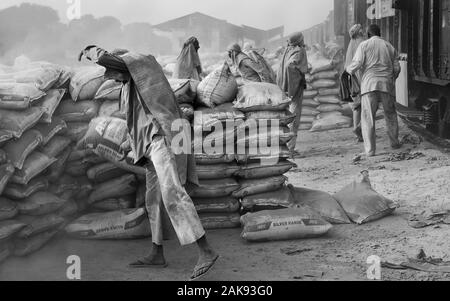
[[346, 24, 401, 156]]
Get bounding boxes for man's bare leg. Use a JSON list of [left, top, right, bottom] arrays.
[[129, 244, 167, 268]]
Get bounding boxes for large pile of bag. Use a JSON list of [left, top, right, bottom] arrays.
[[301, 50, 352, 132]]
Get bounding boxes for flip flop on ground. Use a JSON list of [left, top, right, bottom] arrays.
[[190, 255, 219, 281]]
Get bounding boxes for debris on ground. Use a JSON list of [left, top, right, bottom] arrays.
[[381, 151, 425, 162], [382, 249, 450, 274], [408, 209, 450, 229], [281, 247, 313, 256]]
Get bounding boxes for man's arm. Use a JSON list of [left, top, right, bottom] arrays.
[[392, 49, 401, 80], [346, 43, 364, 75], [79, 46, 129, 73]]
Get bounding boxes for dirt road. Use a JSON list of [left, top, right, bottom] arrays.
[[1, 118, 449, 281]]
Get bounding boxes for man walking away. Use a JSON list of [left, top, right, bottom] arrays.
[[346, 24, 401, 157], [345, 24, 365, 142], [276, 32, 308, 157], [173, 37, 203, 81], [79, 46, 218, 280]]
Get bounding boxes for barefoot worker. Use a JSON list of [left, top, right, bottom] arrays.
[[79, 46, 219, 280]]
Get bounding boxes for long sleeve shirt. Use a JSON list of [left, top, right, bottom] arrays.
[[346, 36, 401, 97]]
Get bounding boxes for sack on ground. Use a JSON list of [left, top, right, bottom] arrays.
[[11, 152, 57, 185], [318, 88, 340, 96], [40, 136, 71, 158], [87, 162, 128, 183], [69, 66, 106, 101], [14, 229, 59, 257], [3, 130, 43, 169], [299, 123, 313, 131], [17, 214, 65, 239], [190, 178, 240, 198], [0, 67, 62, 91], [194, 153, 236, 165], [310, 115, 352, 132], [0, 83, 45, 104], [0, 164, 15, 195], [235, 146, 291, 163], [302, 106, 320, 116], [234, 82, 290, 112], [288, 185, 351, 224], [34, 89, 65, 123], [304, 90, 318, 99], [0, 107, 44, 138], [0, 198, 18, 221], [47, 148, 72, 183], [194, 197, 240, 214], [0, 220, 27, 241], [315, 95, 341, 105], [196, 163, 240, 180], [62, 122, 90, 142], [333, 171, 399, 224], [17, 192, 67, 216], [94, 80, 122, 101], [88, 174, 137, 205], [233, 176, 287, 198], [310, 79, 337, 90], [316, 104, 343, 113], [4, 178, 48, 200], [65, 208, 151, 240], [245, 111, 295, 126], [33, 117, 67, 145], [194, 103, 244, 130], [91, 195, 135, 212], [0, 241, 12, 263], [56, 99, 100, 122], [237, 160, 295, 179], [241, 187, 294, 212], [200, 213, 241, 230], [303, 99, 320, 108], [312, 70, 338, 80], [241, 207, 333, 242], [196, 62, 238, 108]]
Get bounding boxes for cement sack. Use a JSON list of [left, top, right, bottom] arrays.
[[245, 111, 296, 127], [18, 62, 73, 89], [194, 153, 236, 165], [4, 178, 49, 200], [310, 80, 337, 90], [0, 83, 45, 103], [235, 146, 291, 163], [318, 88, 340, 97], [14, 229, 59, 257], [65, 160, 93, 177], [317, 111, 344, 120], [88, 174, 137, 205], [316, 104, 343, 113], [0, 220, 27, 241], [0, 107, 44, 138], [56, 99, 100, 122], [288, 185, 351, 224], [11, 152, 57, 185], [196, 163, 240, 180], [18, 192, 67, 216], [303, 99, 320, 108], [237, 160, 295, 179], [310, 60, 334, 74], [312, 70, 338, 80], [55, 200, 79, 218], [168, 79, 199, 104], [180, 103, 194, 122], [0, 242, 12, 263], [236, 126, 295, 147], [194, 197, 240, 214], [241, 207, 333, 242], [0, 198, 19, 221], [62, 122, 90, 142], [77, 117, 128, 162], [310, 115, 352, 132], [98, 100, 121, 118], [333, 171, 399, 224], [68, 148, 95, 162], [17, 214, 65, 239], [69, 66, 106, 102], [48, 175, 80, 196], [0, 164, 15, 195], [65, 208, 151, 240], [87, 162, 128, 183], [3, 130, 43, 169], [197, 62, 238, 108], [200, 213, 241, 230], [0, 130, 13, 145], [47, 148, 72, 183], [299, 123, 313, 131], [34, 89, 65, 123], [40, 136, 71, 158], [300, 115, 316, 124], [190, 178, 240, 198], [241, 187, 294, 212], [33, 117, 67, 145], [302, 106, 320, 116], [74, 177, 94, 200], [0, 67, 62, 91], [194, 103, 244, 130], [233, 176, 287, 198], [304, 90, 318, 99], [234, 82, 291, 112], [315, 95, 341, 105], [91, 195, 135, 212], [94, 80, 122, 101]]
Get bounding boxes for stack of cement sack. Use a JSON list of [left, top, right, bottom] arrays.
[[191, 62, 242, 230], [0, 60, 78, 262], [301, 53, 352, 132], [232, 82, 296, 213]]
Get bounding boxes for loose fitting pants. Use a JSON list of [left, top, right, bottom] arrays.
[[144, 136, 205, 246], [361, 92, 400, 156], [287, 91, 304, 152]]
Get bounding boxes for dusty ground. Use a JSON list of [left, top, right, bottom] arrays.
[[1, 118, 450, 281]]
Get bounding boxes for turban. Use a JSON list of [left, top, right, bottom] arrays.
[[288, 32, 304, 47], [349, 24, 364, 39]]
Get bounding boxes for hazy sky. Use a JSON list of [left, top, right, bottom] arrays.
[[0, 0, 334, 34]]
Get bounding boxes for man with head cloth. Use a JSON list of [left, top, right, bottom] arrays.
[[173, 36, 203, 81], [277, 32, 308, 156]]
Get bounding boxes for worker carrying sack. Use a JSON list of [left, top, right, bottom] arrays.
[[197, 62, 238, 108], [234, 82, 291, 112], [241, 207, 333, 242], [65, 208, 151, 240], [333, 171, 399, 225]]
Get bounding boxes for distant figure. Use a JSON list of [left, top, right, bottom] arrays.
[[346, 24, 401, 157], [345, 24, 365, 142], [228, 43, 274, 84], [173, 37, 202, 81], [277, 32, 308, 156]]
